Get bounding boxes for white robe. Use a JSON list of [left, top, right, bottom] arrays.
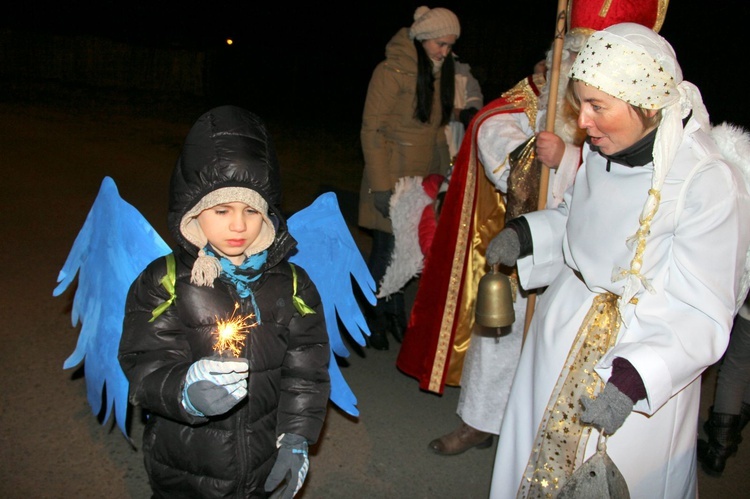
[[490, 121, 750, 498], [458, 110, 580, 434]]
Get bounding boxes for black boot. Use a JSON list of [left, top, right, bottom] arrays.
[[698, 407, 742, 476], [366, 310, 390, 350], [367, 307, 389, 350], [366, 230, 395, 352], [368, 331, 389, 350], [739, 402, 750, 443], [387, 314, 406, 343]]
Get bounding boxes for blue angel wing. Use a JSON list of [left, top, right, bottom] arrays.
[[54, 176, 170, 438], [287, 192, 376, 416]]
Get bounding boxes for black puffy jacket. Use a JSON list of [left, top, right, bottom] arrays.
[[119, 106, 330, 498]]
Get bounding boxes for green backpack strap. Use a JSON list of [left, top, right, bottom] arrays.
[[290, 263, 316, 316], [149, 253, 177, 322]]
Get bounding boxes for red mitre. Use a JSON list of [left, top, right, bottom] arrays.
[[567, 0, 670, 35]]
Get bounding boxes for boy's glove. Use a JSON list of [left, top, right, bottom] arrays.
[[372, 190, 392, 218], [486, 228, 520, 267], [264, 433, 309, 499], [182, 356, 249, 417], [580, 383, 634, 435]]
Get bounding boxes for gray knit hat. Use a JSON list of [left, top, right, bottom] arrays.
[[409, 6, 461, 41]]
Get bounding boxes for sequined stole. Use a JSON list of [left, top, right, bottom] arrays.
[[518, 292, 622, 498], [506, 135, 541, 221]]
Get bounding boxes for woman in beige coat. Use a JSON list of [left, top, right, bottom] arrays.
[[358, 6, 459, 350]]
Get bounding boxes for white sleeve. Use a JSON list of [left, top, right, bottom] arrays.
[[516, 199, 570, 290], [477, 112, 533, 193]]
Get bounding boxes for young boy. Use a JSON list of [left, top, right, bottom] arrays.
[[118, 105, 331, 498]]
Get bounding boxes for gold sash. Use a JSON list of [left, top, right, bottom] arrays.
[[519, 292, 622, 498]]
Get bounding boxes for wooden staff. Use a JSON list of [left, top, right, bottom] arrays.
[[523, 0, 568, 339]]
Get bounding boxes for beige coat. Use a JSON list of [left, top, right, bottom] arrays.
[[358, 28, 451, 233]]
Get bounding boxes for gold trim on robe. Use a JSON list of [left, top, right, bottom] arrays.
[[427, 75, 544, 391]]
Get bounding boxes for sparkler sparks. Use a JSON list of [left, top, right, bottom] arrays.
[[213, 303, 255, 357]]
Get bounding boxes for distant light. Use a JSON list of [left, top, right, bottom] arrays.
[[226, 39, 233, 46]]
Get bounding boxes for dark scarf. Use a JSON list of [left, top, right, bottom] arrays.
[[589, 127, 657, 171], [590, 112, 692, 171]]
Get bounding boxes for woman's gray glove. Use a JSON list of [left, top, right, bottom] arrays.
[[265, 433, 309, 499], [372, 190, 392, 218], [580, 383, 634, 435], [486, 228, 521, 267], [182, 356, 249, 417]]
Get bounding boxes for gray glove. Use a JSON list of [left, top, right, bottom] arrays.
[[486, 228, 520, 267], [264, 433, 309, 499], [372, 190, 392, 218], [580, 383, 634, 435], [182, 356, 249, 417]]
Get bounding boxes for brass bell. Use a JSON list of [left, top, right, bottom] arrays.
[[475, 264, 516, 328]]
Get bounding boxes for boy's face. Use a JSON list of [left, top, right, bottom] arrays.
[[197, 202, 264, 264]]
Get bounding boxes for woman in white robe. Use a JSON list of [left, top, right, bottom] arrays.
[[488, 23, 750, 498]]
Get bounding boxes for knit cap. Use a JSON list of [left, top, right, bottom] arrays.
[[409, 6, 460, 41]]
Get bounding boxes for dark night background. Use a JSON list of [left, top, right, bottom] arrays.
[[1, 0, 748, 131]]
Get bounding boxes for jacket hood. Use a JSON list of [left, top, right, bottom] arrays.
[[167, 105, 294, 266], [384, 28, 418, 76]]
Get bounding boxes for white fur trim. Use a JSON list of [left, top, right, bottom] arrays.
[[377, 177, 433, 298]]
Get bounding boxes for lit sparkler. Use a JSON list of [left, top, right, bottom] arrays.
[[213, 303, 256, 357]]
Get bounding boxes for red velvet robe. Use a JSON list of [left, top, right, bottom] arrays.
[[396, 74, 543, 393]]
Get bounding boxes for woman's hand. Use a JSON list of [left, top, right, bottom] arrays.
[[486, 228, 520, 267], [580, 383, 634, 435]]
